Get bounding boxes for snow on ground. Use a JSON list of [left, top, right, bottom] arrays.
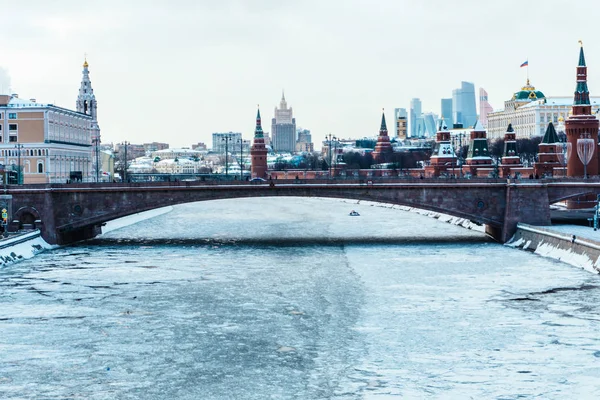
[[546, 224, 600, 243], [100, 206, 174, 234]]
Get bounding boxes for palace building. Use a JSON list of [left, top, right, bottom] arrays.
[[487, 80, 600, 140], [0, 59, 100, 184]]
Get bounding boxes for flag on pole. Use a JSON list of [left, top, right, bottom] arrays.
[[520, 60, 529, 68]]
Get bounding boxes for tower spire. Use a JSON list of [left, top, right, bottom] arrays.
[[254, 106, 264, 138], [380, 109, 387, 132], [574, 41, 590, 107]]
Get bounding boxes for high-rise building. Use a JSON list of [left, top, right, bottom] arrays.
[[423, 113, 439, 137], [452, 81, 477, 128], [479, 88, 494, 128], [394, 108, 408, 139], [271, 92, 296, 153], [440, 98, 453, 128], [410, 98, 425, 138]]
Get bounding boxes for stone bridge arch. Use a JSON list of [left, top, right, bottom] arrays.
[[4, 180, 577, 245]]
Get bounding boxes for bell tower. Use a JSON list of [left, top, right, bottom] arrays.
[[77, 58, 101, 180]]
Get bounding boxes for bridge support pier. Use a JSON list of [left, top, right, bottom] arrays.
[[491, 183, 552, 243]]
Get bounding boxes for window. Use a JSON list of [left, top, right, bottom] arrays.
[[9, 136, 16, 142], [9, 124, 17, 131], [8, 113, 17, 119], [38, 162, 44, 173]]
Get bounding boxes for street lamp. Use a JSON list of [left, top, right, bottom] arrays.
[[121, 141, 129, 182], [237, 138, 244, 180], [221, 134, 234, 178], [14, 144, 24, 185], [93, 135, 100, 182], [325, 133, 336, 179]]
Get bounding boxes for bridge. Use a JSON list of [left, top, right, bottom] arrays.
[[2, 178, 599, 245]]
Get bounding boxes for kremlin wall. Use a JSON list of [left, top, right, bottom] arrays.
[[251, 43, 600, 184]]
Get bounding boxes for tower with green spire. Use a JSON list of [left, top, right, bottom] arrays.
[[372, 110, 393, 164], [251, 107, 268, 178], [500, 123, 522, 177], [566, 41, 599, 177], [534, 122, 562, 177]]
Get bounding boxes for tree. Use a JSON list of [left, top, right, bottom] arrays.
[[488, 138, 505, 163]]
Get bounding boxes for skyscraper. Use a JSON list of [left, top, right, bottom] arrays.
[[479, 88, 494, 128], [440, 98, 452, 128], [271, 92, 296, 153], [410, 98, 424, 138], [452, 81, 477, 128]]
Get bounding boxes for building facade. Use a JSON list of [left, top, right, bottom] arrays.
[[479, 88, 494, 128], [0, 60, 99, 184], [394, 108, 408, 139], [271, 92, 296, 153], [212, 132, 242, 154], [295, 129, 313, 152]]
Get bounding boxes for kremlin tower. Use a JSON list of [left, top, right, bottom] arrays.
[[425, 119, 457, 177], [464, 120, 493, 176], [499, 123, 522, 177], [566, 41, 599, 177], [372, 110, 393, 164], [534, 122, 562, 177], [250, 108, 268, 179]]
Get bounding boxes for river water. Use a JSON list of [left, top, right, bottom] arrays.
[[1, 197, 600, 399]]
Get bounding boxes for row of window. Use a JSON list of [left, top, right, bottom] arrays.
[[1, 149, 49, 157], [0, 124, 18, 131]]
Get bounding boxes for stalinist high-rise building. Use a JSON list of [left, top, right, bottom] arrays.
[[271, 92, 296, 153]]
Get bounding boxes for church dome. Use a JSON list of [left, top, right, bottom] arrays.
[[511, 79, 545, 101]]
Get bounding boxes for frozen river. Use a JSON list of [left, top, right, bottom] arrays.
[[1, 198, 600, 399]]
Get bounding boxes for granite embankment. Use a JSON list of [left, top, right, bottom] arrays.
[[508, 223, 600, 274]]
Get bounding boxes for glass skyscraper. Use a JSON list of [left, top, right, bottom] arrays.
[[452, 81, 477, 128]]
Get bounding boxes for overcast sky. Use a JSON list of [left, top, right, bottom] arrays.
[[1, 0, 598, 148]]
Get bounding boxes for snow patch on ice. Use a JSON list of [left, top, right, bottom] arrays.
[[341, 200, 485, 232], [101, 206, 174, 235]]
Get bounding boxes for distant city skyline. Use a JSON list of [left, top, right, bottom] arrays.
[[0, 0, 597, 147]]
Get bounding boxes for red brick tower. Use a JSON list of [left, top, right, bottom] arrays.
[[534, 122, 562, 177], [372, 110, 393, 164], [250, 108, 268, 178], [500, 123, 522, 177], [566, 41, 599, 177]]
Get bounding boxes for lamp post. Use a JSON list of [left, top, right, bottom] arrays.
[[221, 134, 234, 178], [121, 141, 129, 182], [326, 133, 334, 179], [94, 135, 100, 182], [237, 138, 244, 180], [15, 144, 24, 185]]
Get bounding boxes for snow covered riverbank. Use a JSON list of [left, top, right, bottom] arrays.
[[0, 231, 54, 267]]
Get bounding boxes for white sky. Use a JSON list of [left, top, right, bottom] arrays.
[[1, 0, 598, 148]]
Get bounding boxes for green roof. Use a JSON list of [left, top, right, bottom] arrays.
[[541, 122, 560, 144], [579, 45, 586, 67], [380, 112, 387, 131]]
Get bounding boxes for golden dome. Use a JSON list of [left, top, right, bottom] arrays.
[[558, 114, 564, 122], [83, 58, 89, 68]]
